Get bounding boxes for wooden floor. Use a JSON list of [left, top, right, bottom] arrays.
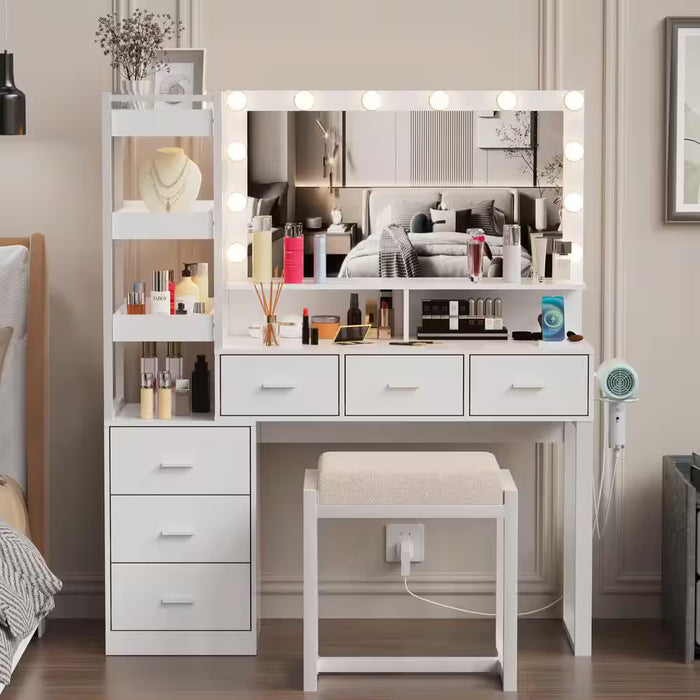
[[3, 619, 699, 699]]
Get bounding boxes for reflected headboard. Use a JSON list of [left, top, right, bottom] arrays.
[[0, 234, 48, 557], [361, 187, 520, 237]]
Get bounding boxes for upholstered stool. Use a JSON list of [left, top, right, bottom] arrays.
[[303, 451, 518, 692]]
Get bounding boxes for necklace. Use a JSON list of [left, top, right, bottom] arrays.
[[146, 158, 191, 212]]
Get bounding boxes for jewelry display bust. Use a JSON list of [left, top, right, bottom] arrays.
[[139, 147, 202, 213]]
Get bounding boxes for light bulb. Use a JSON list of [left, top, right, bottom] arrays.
[[564, 142, 584, 162], [496, 91, 517, 110], [227, 192, 247, 212], [226, 91, 247, 111], [294, 91, 314, 110], [570, 243, 583, 262], [227, 243, 247, 263], [564, 91, 584, 111], [361, 91, 381, 110], [563, 192, 583, 212], [226, 142, 247, 162], [429, 91, 449, 110]]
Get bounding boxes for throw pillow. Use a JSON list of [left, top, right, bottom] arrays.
[[409, 212, 432, 233], [0, 327, 12, 379], [468, 200, 499, 236], [430, 208, 472, 233], [245, 195, 278, 225]]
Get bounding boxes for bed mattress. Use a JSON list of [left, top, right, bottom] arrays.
[[0, 246, 28, 490]]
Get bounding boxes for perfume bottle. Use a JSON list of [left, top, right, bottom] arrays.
[[140, 372, 154, 420], [158, 370, 173, 419], [283, 223, 304, 284]]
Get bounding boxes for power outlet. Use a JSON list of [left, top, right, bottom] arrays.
[[385, 524, 425, 563]]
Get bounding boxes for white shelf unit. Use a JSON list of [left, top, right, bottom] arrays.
[[111, 107, 213, 138], [112, 306, 214, 343], [112, 200, 214, 240]]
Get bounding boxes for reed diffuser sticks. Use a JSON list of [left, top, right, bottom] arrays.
[[254, 277, 284, 346]]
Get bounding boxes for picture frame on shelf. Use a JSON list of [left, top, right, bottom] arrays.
[[154, 48, 206, 110], [666, 18, 700, 221]]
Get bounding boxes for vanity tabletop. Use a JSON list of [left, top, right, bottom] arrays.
[[219, 336, 595, 356]]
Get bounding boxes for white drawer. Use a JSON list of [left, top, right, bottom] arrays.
[[345, 355, 464, 416], [111, 496, 249, 563], [469, 354, 589, 416], [110, 427, 250, 495], [220, 354, 340, 416], [111, 563, 250, 631]]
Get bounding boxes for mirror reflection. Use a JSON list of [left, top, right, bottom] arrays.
[[246, 110, 564, 278]]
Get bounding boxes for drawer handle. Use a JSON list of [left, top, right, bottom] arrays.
[[160, 597, 195, 606], [385, 384, 420, 391], [159, 530, 195, 539], [159, 462, 195, 470], [260, 383, 296, 390], [511, 382, 546, 390]]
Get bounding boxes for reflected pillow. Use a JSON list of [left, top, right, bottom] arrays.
[[390, 200, 436, 230], [409, 212, 432, 233], [245, 195, 278, 226], [430, 208, 472, 233]]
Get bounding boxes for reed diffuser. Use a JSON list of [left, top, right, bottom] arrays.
[[254, 274, 284, 346]]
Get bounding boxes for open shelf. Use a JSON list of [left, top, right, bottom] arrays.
[[112, 200, 214, 240], [111, 402, 214, 424], [226, 278, 586, 292], [113, 306, 214, 342], [111, 108, 213, 137]]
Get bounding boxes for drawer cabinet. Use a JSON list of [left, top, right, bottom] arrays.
[[220, 354, 340, 416], [345, 355, 464, 416], [110, 427, 250, 494], [111, 563, 250, 631], [111, 496, 250, 563], [469, 355, 589, 416]]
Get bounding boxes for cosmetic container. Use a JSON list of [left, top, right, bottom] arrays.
[[502, 224, 521, 283], [168, 270, 175, 315], [193, 301, 206, 314], [140, 372, 154, 420], [151, 271, 171, 315], [176, 302, 187, 315], [284, 223, 304, 284], [533, 236, 548, 282], [467, 229, 485, 282], [313, 233, 327, 283], [175, 263, 199, 315], [552, 240, 572, 280], [467, 298, 476, 317], [485, 298, 494, 317], [158, 370, 173, 420], [494, 298, 504, 330], [311, 327, 319, 345], [191, 355, 211, 413], [174, 378, 191, 416], [302, 307, 310, 345], [311, 315, 340, 340], [127, 292, 144, 315], [347, 293, 362, 325], [165, 342, 183, 381], [252, 215, 273, 283], [192, 262, 209, 307], [140, 342, 159, 390], [476, 298, 485, 317]]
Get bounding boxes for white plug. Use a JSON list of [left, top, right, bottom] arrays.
[[399, 539, 414, 577]]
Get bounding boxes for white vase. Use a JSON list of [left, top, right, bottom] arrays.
[[121, 79, 152, 111], [535, 198, 547, 231]]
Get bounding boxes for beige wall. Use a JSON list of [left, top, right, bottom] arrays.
[[0, 0, 674, 618]]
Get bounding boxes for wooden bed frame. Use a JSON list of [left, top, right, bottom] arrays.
[[0, 234, 48, 558]]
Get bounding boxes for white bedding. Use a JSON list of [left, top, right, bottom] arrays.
[[339, 231, 531, 278], [0, 246, 28, 490]]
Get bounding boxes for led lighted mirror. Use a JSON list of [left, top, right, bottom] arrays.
[[221, 90, 584, 283]]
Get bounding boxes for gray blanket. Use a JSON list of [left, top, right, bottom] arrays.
[[0, 521, 62, 686], [379, 225, 421, 277]]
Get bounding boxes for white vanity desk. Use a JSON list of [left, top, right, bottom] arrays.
[[103, 89, 594, 661]]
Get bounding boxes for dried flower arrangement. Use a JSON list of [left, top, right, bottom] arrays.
[[95, 10, 184, 81]]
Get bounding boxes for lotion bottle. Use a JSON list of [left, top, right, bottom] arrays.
[[252, 215, 273, 283], [175, 263, 199, 314], [158, 370, 173, 420], [140, 372, 154, 420]]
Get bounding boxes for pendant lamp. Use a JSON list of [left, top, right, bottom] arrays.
[[0, 1, 25, 135]]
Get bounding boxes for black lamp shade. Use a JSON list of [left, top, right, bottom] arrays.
[[0, 51, 25, 136]]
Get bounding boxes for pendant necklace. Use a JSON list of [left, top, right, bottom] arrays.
[[147, 157, 191, 212]]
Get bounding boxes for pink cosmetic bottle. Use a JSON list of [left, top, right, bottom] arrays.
[[283, 223, 304, 284]]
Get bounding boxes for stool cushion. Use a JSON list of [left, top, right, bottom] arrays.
[[318, 451, 503, 505]]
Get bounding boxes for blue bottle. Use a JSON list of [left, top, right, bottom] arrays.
[[542, 296, 565, 341]]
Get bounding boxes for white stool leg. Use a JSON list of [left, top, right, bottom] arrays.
[[496, 517, 504, 659], [303, 470, 319, 692], [502, 488, 518, 692]]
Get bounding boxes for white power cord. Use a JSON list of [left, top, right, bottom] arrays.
[[403, 577, 563, 618], [592, 401, 622, 540]]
